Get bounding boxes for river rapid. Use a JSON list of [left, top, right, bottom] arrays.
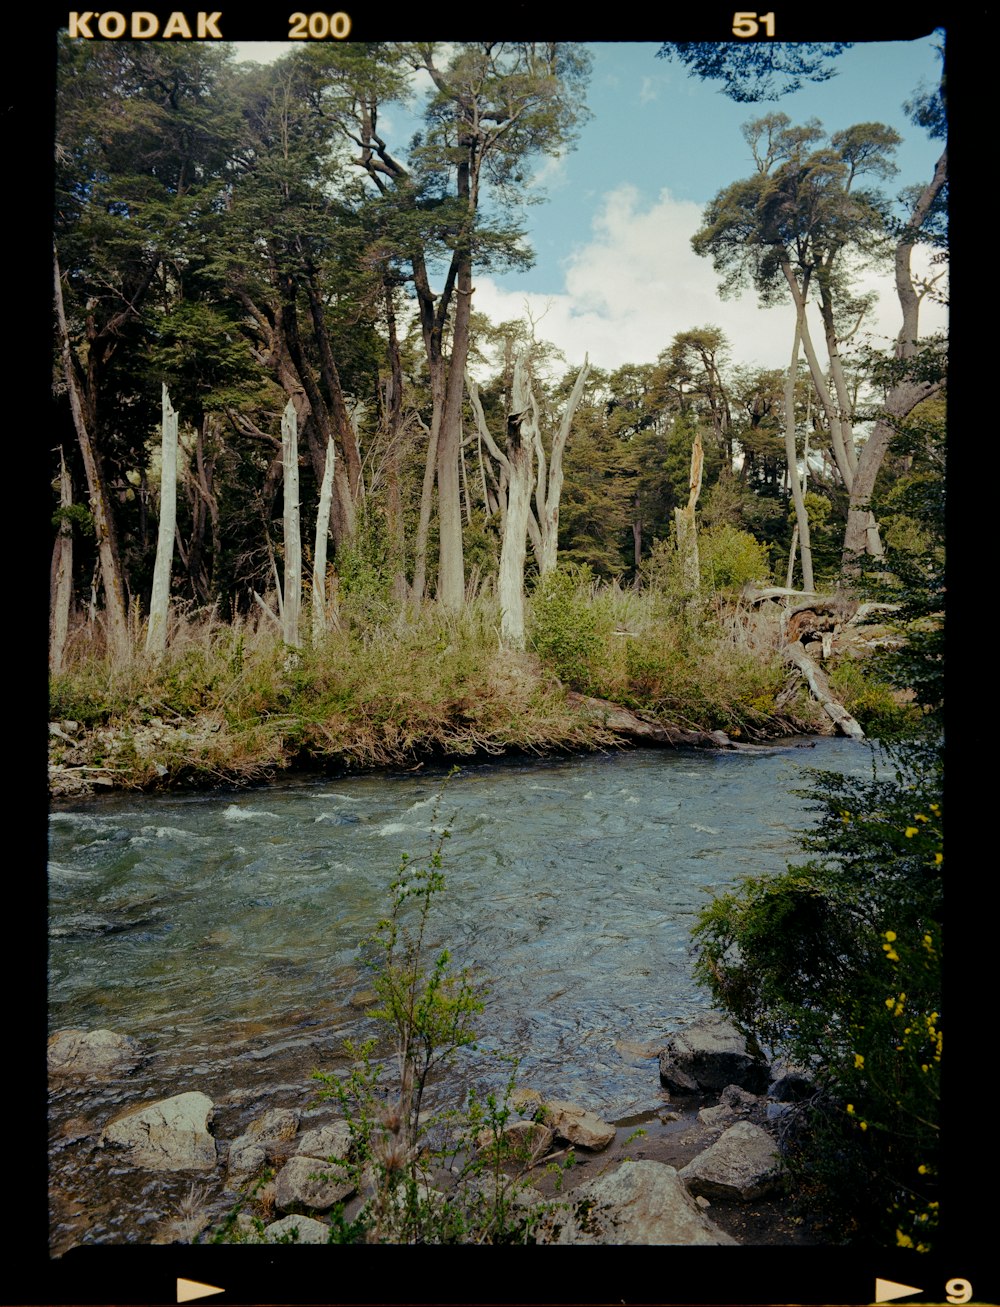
[[48, 738, 877, 1250]]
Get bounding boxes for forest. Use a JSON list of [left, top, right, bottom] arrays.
[[49, 33, 946, 1253]]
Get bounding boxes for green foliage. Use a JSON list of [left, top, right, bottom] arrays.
[[51, 503, 95, 538], [828, 661, 918, 738], [311, 796, 555, 1244], [698, 524, 772, 593], [527, 565, 602, 691], [692, 740, 942, 1246]]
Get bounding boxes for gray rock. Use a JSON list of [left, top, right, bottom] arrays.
[[48, 1028, 143, 1080], [679, 1121, 781, 1201], [264, 1214, 331, 1244], [101, 1092, 217, 1171], [543, 1100, 616, 1151], [477, 1119, 555, 1163], [658, 1014, 769, 1095], [542, 1160, 737, 1245], [274, 1154, 356, 1214], [295, 1120, 352, 1162], [699, 1084, 760, 1127], [227, 1106, 301, 1187], [768, 1062, 815, 1102]]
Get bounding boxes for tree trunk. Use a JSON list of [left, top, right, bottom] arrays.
[[281, 400, 302, 647], [436, 249, 474, 611], [496, 359, 537, 648], [536, 356, 590, 576], [784, 642, 865, 740], [50, 448, 74, 676], [783, 314, 815, 593], [53, 247, 129, 658], [312, 434, 336, 643], [842, 146, 948, 573], [674, 429, 704, 593], [145, 385, 179, 655]]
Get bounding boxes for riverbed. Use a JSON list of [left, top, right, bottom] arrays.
[[48, 738, 878, 1249]]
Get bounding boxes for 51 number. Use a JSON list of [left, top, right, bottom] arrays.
[[733, 12, 775, 37]]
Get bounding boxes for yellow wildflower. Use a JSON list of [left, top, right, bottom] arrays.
[[854, 1053, 864, 1069], [885, 930, 897, 942], [905, 827, 918, 838]]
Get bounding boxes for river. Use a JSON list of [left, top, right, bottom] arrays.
[[48, 738, 877, 1250]]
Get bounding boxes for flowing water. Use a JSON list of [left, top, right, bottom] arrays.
[[48, 738, 879, 1250]]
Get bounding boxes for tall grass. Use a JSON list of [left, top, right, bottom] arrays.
[[49, 582, 811, 791]]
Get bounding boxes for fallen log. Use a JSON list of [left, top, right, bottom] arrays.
[[566, 692, 739, 750], [783, 643, 865, 741]]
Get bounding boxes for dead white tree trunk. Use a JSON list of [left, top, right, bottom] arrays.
[[784, 642, 865, 740], [535, 356, 590, 576], [674, 428, 704, 593], [145, 385, 178, 655], [468, 360, 537, 648], [312, 434, 336, 644], [783, 315, 815, 593], [281, 399, 302, 648], [50, 448, 74, 676]]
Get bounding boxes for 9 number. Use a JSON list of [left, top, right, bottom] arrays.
[[945, 1281, 972, 1305]]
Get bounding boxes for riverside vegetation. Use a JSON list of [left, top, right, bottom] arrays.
[[47, 543, 917, 797]]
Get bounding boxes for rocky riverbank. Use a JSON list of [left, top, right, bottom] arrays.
[[48, 1014, 820, 1250]]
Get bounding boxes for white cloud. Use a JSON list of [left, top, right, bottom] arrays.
[[472, 185, 947, 376]]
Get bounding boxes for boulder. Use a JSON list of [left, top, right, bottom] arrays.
[[768, 1062, 816, 1102], [679, 1121, 782, 1201], [542, 1100, 616, 1151], [101, 1092, 217, 1171], [226, 1107, 301, 1188], [658, 1014, 769, 1095], [273, 1154, 355, 1214], [542, 1160, 737, 1245], [295, 1120, 352, 1162], [698, 1084, 760, 1128], [264, 1214, 331, 1244], [48, 1029, 143, 1080], [476, 1119, 554, 1163]]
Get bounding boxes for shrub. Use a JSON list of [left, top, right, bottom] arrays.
[[527, 565, 601, 691], [692, 740, 942, 1246], [310, 789, 556, 1244], [698, 524, 772, 593]]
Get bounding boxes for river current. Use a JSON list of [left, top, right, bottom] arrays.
[[47, 738, 878, 1249]]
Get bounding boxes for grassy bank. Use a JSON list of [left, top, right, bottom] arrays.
[[48, 578, 906, 796]]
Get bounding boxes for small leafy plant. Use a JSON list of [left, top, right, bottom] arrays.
[[312, 777, 557, 1243]]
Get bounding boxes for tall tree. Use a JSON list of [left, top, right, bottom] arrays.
[[145, 386, 179, 655], [344, 41, 592, 608], [692, 113, 909, 577]]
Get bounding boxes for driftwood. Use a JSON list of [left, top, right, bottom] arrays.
[[784, 643, 865, 740], [567, 692, 738, 750]]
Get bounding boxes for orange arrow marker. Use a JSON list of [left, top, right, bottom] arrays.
[[177, 1279, 225, 1303]]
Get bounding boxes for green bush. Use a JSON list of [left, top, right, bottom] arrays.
[[698, 524, 772, 593], [527, 565, 601, 691], [692, 741, 942, 1246]]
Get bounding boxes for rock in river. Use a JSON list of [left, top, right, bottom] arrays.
[[100, 1092, 217, 1171]]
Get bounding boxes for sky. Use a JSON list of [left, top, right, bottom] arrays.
[[231, 37, 948, 379]]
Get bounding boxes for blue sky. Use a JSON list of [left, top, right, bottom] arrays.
[[233, 37, 948, 376]]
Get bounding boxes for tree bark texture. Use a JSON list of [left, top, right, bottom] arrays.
[[50, 448, 74, 676], [674, 428, 704, 593], [281, 400, 302, 647], [54, 246, 129, 658], [145, 385, 178, 655], [312, 434, 336, 644]]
